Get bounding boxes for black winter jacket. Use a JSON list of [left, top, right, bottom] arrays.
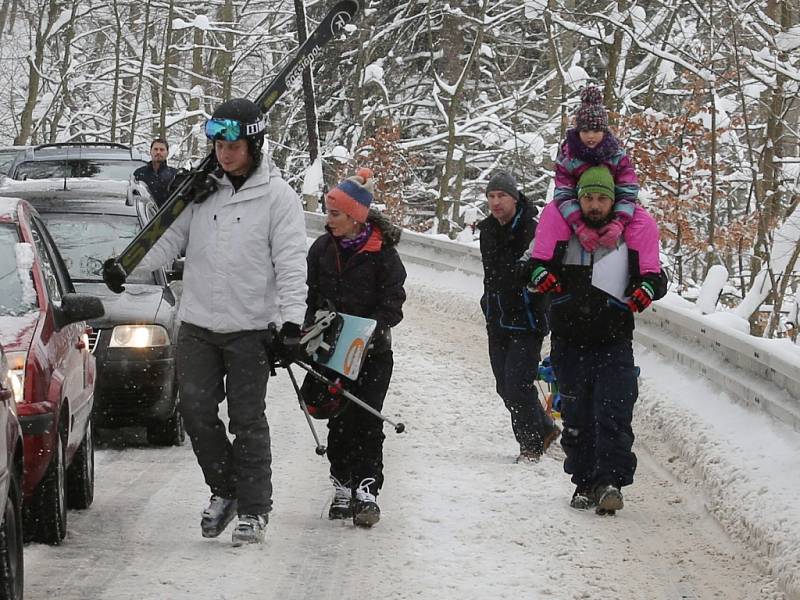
[[305, 210, 407, 354], [478, 195, 549, 335], [534, 239, 668, 345], [133, 161, 178, 207]]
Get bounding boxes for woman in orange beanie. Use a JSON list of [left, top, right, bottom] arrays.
[[304, 167, 407, 527]]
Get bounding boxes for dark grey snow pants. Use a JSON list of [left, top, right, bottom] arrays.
[[176, 322, 272, 515]]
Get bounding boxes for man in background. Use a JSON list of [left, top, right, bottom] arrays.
[[133, 138, 178, 207]]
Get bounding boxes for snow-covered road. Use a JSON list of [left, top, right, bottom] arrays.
[[22, 280, 786, 599]]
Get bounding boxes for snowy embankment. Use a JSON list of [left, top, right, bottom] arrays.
[[407, 265, 800, 599]]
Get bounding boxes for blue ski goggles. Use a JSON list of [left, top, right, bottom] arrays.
[[204, 118, 243, 142]]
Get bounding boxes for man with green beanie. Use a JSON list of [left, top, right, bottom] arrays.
[[524, 165, 668, 516]]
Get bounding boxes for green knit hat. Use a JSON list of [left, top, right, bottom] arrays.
[[577, 166, 614, 199]]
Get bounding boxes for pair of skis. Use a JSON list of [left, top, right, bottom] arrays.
[[106, 0, 362, 279]]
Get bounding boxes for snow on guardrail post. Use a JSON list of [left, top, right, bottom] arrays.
[[696, 264, 728, 315]]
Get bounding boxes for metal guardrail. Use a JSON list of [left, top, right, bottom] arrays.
[[635, 304, 800, 431], [305, 211, 800, 430], [305, 212, 483, 276]]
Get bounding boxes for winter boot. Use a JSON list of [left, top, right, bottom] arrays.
[[328, 476, 352, 520], [569, 486, 596, 510], [352, 478, 380, 528], [594, 484, 624, 516], [231, 514, 268, 546], [200, 495, 237, 538]]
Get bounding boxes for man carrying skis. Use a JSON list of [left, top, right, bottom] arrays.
[[527, 165, 668, 514], [103, 98, 308, 545], [478, 170, 560, 463], [133, 138, 178, 207]]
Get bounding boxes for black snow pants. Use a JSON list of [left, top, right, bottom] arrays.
[[327, 350, 393, 497], [549, 338, 639, 490], [176, 322, 273, 515], [487, 326, 554, 454]]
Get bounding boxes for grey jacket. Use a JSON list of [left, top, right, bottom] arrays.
[[136, 156, 308, 333]]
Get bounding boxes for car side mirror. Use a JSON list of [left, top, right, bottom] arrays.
[[55, 293, 105, 328], [166, 257, 184, 282]]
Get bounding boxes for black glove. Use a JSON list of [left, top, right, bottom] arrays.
[[513, 258, 535, 288], [277, 322, 308, 364], [102, 258, 127, 293]]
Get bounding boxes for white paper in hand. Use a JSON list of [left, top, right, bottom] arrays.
[[591, 243, 629, 301]]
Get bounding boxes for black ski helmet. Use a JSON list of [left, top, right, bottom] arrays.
[[210, 97, 266, 162]]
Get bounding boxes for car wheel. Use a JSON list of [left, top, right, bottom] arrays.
[[67, 419, 94, 509], [32, 432, 67, 545], [0, 468, 24, 600], [146, 410, 185, 447]]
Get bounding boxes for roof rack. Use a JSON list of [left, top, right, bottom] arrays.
[[33, 142, 132, 151]]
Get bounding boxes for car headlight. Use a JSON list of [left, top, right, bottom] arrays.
[[109, 325, 170, 348], [5, 351, 26, 403]]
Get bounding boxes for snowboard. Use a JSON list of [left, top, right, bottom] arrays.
[[303, 311, 376, 380]]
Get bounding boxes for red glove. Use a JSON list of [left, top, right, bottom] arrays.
[[529, 266, 562, 294], [627, 281, 655, 312], [597, 220, 625, 248], [575, 222, 601, 252]]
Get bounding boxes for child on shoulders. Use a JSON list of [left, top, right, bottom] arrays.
[[552, 85, 639, 252]]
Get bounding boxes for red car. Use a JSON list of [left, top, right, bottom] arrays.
[[0, 197, 103, 545]]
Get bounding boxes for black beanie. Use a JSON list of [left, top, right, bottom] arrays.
[[486, 171, 519, 201]]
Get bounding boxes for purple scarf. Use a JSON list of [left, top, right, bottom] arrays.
[[566, 128, 620, 164], [337, 223, 372, 251]]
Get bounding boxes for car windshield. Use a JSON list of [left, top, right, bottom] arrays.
[[0, 224, 37, 316], [38, 213, 155, 284], [0, 149, 24, 176], [14, 159, 145, 180]]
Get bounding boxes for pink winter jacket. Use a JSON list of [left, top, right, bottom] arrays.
[[554, 129, 639, 226], [531, 201, 661, 276]]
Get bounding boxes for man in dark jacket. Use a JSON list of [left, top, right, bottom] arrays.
[[133, 138, 178, 207], [478, 170, 560, 463], [528, 165, 668, 515]]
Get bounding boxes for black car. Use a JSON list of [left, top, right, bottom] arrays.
[[17, 192, 184, 446], [6, 142, 147, 181]]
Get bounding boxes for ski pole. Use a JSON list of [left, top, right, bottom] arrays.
[[283, 364, 327, 456], [293, 360, 406, 434]]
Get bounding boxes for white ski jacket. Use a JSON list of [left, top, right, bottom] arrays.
[[136, 156, 308, 333]]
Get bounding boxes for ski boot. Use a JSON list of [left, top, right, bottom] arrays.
[[200, 495, 237, 538], [231, 514, 268, 546], [352, 478, 380, 528], [329, 476, 352, 520]]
